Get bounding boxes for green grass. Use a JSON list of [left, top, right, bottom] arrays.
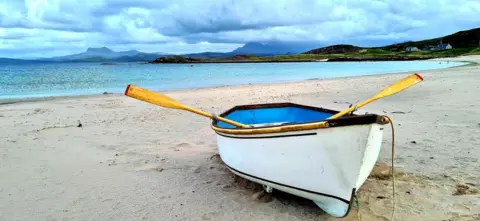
[[248, 47, 480, 61]]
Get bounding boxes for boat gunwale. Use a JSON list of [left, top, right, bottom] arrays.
[[211, 102, 388, 135]]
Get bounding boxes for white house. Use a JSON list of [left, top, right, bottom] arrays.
[[406, 46, 420, 52], [436, 43, 452, 50]]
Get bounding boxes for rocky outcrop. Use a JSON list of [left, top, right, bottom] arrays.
[[149, 56, 203, 64], [231, 54, 251, 60], [304, 44, 363, 54]]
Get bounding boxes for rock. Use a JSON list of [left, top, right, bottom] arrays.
[[369, 163, 392, 180], [103, 92, 111, 94], [411, 141, 417, 144], [115, 153, 118, 156], [193, 167, 202, 173], [376, 196, 386, 199], [150, 56, 203, 64], [429, 157, 434, 159], [251, 190, 273, 203], [77, 121, 82, 127], [453, 184, 480, 195], [153, 168, 164, 172], [231, 54, 251, 60], [306, 44, 362, 54]]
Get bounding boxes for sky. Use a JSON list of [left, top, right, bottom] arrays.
[[1, 0, 479, 58]]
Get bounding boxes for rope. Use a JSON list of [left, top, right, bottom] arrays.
[[385, 116, 396, 221], [355, 195, 361, 221], [356, 115, 396, 221]]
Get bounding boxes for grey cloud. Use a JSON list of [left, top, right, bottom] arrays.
[[0, 0, 479, 57]]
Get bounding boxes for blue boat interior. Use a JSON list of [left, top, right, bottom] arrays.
[[217, 106, 335, 128]]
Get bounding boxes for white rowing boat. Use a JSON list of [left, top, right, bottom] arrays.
[[124, 73, 423, 218], [210, 103, 389, 217]]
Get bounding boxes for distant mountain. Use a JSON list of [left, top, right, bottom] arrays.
[[67, 53, 163, 62], [232, 42, 320, 55], [180, 42, 321, 58], [3, 41, 319, 62], [181, 52, 234, 58], [181, 51, 280, 58], [40, 47, 166, 62]]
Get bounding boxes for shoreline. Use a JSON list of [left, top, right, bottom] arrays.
[[0, 58, 474, 105], [148, 55, 471, 64]]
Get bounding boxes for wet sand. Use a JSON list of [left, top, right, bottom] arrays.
[[1, 56, 479, 221]]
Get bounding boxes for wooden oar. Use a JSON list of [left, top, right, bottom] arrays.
[[328, 73, 424, 120], [124, 85, 251, 128]]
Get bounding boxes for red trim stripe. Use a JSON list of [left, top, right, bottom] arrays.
[[414, 73, 424, 81], [124, 84, 131, 96]]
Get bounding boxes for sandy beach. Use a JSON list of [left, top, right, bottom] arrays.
[[1, 57, 479, 221]]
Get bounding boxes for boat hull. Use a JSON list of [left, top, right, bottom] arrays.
[[215, 123, 384, 217]]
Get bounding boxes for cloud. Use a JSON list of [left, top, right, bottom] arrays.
[[0, 0, 479, 58]]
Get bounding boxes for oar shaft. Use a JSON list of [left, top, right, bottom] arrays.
[[327, 73, 423, 120], [328, 97, 376, 119], [125, 84, 250, 128], [182, 106, 250, 128]]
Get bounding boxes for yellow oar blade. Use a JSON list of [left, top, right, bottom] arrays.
[[328, 73, 424, 120], [372, 73, 423, 101], [125, 85, 184, 110], [124, 84, 251, 128]]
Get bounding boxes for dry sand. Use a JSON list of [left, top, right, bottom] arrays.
[[1, 56, 479, 221]]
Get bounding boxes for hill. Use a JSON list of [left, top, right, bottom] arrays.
[[304, 27, 480, 55], [304, 45, 363, 54], [0, 58, 56, 64], [180, 42, 320, 58], [379, 27, 480, 51], [66, 53, 162, 62], [39, 47, 166, 62], [231, 42, 318, 55]]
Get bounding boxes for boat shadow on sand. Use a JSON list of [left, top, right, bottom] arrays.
[[208, 153, 480, 220]]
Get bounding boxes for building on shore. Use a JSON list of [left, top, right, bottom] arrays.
[[435, 43, 453, 50], [406, 46, 421, 52]]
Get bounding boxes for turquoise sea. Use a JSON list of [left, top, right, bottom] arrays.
[[0, 61, 465, 99]]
